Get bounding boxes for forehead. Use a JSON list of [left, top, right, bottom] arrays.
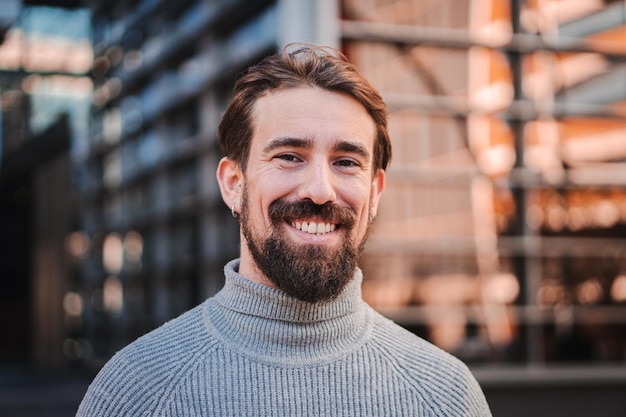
[[249, 87, 376, 152]]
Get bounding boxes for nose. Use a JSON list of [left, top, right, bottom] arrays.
[[297, 159, 336, 205]]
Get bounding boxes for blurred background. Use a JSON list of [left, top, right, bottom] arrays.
[[1, 0, 625, 415]]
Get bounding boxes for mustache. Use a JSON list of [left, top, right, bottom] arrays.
[[268, 199, 356, 228]]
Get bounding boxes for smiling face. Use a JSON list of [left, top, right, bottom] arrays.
[[217, 87, 385, 302]]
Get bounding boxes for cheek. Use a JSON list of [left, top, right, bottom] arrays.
[[247, 175, 293, 215], [340, 181, 373, 216]]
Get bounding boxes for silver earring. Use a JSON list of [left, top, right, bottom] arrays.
[[231, 204, 237, 218]]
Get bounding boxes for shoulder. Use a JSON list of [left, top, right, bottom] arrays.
[[77, 302, 218, 416], [122, 301, 214, 365], [367, 308, 492, 416], [369, 309, 465, 375]]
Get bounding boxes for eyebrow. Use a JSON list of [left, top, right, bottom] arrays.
[[262, 137, 313, 154], [263, 136, 371, 162], [333, 140, 371, 162]]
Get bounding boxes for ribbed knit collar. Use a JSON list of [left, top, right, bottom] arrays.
[[203, 259, 372, 365]]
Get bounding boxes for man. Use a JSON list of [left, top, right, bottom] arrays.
[[77, 43, 492, 416]]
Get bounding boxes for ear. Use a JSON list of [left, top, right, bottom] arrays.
[[369, 169, 386, 219], [216, 157, 243, 213]]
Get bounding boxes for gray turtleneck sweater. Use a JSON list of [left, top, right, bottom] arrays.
[[76, 259, 491, 416]]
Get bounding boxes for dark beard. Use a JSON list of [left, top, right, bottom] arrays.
[[240, 195, 369, 303]]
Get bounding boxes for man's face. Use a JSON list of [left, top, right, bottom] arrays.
[[229, 87, 385, 302]]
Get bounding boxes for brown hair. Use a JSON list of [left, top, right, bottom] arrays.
[[217, 43, 392, 173]]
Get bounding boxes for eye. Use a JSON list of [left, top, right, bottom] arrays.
[[274, 154, 302, 163], [335, 158, 360, 168]]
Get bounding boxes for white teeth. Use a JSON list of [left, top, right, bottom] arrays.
[[291, 221, 336, 235]]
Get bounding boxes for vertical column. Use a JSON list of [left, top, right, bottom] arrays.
[[32, 154, 71, 370], [507, 0, 544, 367]]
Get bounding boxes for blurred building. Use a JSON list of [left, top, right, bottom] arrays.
[[1, 2, 91, 354], [0, 1, 92, 415], [348, 0, 626, 365], [1, 0, 626, 416]]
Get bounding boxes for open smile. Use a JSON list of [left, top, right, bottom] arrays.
[[290, 220, 337, 235]]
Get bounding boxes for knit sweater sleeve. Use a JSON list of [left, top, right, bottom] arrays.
[[370, 310, 492, 417], [76, 349, 159, 416], [76, 304, 213, 417]]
